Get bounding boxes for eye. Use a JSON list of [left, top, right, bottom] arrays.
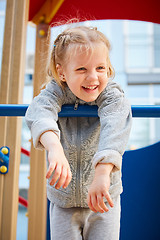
[[76, 67, 86, 71], [97, 66, 105, 70]]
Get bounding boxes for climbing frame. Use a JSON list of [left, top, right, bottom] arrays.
[[0, 0, 29, 239]]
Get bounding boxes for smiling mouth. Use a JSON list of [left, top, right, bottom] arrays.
[[82, 86, 98, 90]]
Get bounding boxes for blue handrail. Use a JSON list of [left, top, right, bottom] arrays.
[[0, 104, 160, 117]]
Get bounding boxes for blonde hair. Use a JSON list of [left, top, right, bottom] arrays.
[[47, 25, 115, 86]]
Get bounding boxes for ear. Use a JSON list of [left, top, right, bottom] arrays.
[[107, 66, 112, 78], [107, 67, 111, 77], [56, 64, 66, 82]]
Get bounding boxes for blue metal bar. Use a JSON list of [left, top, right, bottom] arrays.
[[131, 105, 160, 118], [0, 104, 160, 117], [0, 104, 28, 117]]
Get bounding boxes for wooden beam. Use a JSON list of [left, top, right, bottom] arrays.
[[30, 0, 64, 25], [0, 0, 29, 239], [0, 0, 16, 235], [27, 24, 50, 240]]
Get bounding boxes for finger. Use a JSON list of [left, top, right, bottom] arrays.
[[87, 194, 97, 213], [46, 162, 56, 179], [62, 168, 72, 188], [97, 194, 109, 212], [94, 195, 105, 213], [55, 167, 67, 189], [50, 164, 62, 186], [103, 191, 114, 208], [91, 194, 104, 213]]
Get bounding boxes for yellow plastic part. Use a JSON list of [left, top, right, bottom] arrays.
[[0, 165, 7, 173], [39, 29, 46, 36], [1, 147, 9, 155], [25, 212, 29, 217]]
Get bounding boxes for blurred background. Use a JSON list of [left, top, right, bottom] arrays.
[[0, 0, 160, 239]]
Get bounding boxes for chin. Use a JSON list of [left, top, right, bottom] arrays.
[[81, 97, 98, 103]]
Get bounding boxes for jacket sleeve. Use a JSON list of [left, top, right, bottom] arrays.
[[25, 80, 64, 150], [92, 80, 132, 172]]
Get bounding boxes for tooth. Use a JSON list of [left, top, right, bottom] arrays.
[[85, 86, 96, 89]]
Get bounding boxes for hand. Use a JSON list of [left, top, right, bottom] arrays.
[[46, 146, 72, 189], [87, 163, 114, 213], [40, 131, 72, 189]]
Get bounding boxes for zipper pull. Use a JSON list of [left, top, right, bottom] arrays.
[[74, 98, 79, 110]]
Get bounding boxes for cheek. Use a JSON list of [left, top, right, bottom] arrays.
[[66, 80, 79, 94], [100, 74, 108, 84], [67, 75, 81, 89], [99, 75, 109, 92]]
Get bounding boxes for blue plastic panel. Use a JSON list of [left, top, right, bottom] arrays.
[[120, 141, 160, 239]]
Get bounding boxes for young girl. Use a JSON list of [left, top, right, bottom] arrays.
[[25, 25, 132, 240]]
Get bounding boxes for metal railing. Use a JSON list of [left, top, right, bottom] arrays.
[[0, 104, 160, 117], [0, 104, 160, 118]]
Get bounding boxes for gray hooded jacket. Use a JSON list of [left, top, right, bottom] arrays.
[[25, 79, 132, 208]]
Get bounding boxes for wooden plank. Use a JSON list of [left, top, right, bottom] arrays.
[[1, 117, 22, 239], [0, 0, 15, 104], [28, 24, 50, 240], [0, 0, 29, 239], [27, 144, 38, 239], [30, 0, 64, 24], [28, 146, 47, 240], [0, 0, 16, 235]]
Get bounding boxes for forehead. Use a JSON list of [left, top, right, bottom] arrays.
[[66, 42, 108, 65]]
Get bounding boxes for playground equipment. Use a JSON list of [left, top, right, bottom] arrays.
[[0, 147, 10, 174], [0, 0, 160, 239], [0, 0, 29, 239], [121, 141, 160, 239]]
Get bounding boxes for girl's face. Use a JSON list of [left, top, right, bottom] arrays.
[[57, 43, 110, 102]]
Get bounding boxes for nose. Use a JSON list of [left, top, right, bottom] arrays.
[[86, 70, 98, 82]]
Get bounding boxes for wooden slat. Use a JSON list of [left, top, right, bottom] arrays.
[[0, 0, 16, 235], [28, 146, 47, 240], [28, 24, 50, 240], [30, 0, 64, 24], [0, 0, 29, 239]]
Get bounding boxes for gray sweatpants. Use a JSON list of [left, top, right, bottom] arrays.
[[50, 196, 121, 240]]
